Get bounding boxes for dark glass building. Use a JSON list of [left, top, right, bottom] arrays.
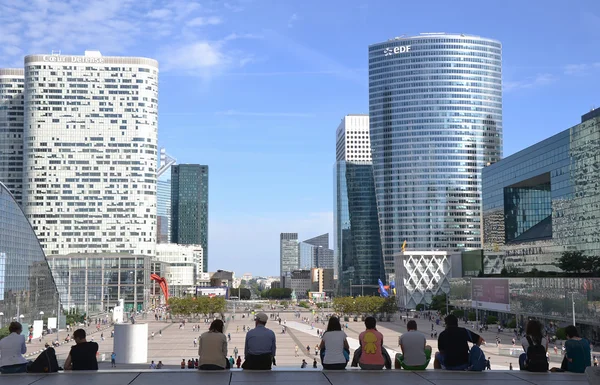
[[369, 33, 503, 279], [334, 114, 385, 296], [0, 182, 60, 328], [299, 234, 334, 270], [482, 108, 600, 272], [171, 164, 209, 272]]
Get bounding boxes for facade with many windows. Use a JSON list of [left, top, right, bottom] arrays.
[[22, 51, 159, 257], [334, 114, 385, 296], [482, 108, 600, 272], [171, 164, 209, 271], [0, 68, 25, 204], [368, 33, 503, 279], [280, 233, 299, 288], [0, 182, 60, 327]]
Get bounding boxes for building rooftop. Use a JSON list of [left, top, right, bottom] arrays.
[[2, 369, 589, 385]]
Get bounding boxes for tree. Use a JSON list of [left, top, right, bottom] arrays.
[[556, 251, 588, 274]]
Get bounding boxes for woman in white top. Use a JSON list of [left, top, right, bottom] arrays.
[[0, 322, 28, 374], [319, 316, 350, 370]]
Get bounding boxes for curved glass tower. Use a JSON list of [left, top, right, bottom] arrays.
[[368, 33, 503, 278]]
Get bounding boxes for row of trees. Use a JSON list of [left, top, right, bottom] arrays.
[[261, 288, 292, 299], [555, 251, 600, 276], [167, 296, 226, 317], [332, 296, 397, 316]]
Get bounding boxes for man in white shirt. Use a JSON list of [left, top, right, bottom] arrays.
[[396, 320, 432, 370], [0, 322, 28, 373]]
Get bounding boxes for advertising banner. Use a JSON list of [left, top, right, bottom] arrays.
[[48, 317, 57, 330], [32, 320, 44, 339], [471, 278, 510, 311]]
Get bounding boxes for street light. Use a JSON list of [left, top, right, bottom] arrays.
[[360, 279, 365, 297], [39, 311, 44, 316], [349, 279, 353, 297], [0, 312, 3, 329], [570, 292, 576, 326]]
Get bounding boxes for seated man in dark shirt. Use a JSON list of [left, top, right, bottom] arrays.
[[434, 314, 484, 370], [64, 329, 99, 370]]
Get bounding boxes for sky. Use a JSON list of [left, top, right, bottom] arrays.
[[1, 0, 600, 276]]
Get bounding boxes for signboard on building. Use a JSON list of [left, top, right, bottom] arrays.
[[196, 287, 228, 298], [471, 278, 510, 311]]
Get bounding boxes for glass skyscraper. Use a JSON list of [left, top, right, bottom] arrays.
[[334, 115, 385, 296], [280, 232, 298, 287], [171, 164, 209, 272], [0, 182, 60, 327], [298, 234, 334, 270], [368, 33, 503, 279], [0, 68, 24, 205]]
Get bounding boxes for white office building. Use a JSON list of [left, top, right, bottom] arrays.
[[0, 68, 25, 204], [335, 114, 371, 163], [22, 51, 159, 257], [155, 243, 203, 297]]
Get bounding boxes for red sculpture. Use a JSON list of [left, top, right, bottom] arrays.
[[150, 274, 170, 303]]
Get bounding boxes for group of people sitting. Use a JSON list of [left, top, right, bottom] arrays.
[[0, 313, 594, 374], [0, 322, 98, 373]]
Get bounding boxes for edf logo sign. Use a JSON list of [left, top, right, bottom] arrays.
[[383, 46, 411, 56]]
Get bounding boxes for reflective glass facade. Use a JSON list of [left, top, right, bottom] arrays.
[[335, 161, 385, 296], [0, 182, 60, 327], [157, 178, 171, 243], [450, 277, 600, 344], [47, 253, 151, 313], [299, 234, 334, 270], [0, 69, 24, 204], [171, 164, 209, 272], [483, 110, 600, 271], [368, 34, 503, 278]]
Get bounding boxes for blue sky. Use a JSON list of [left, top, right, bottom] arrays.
[[2, 0, 600, 276]]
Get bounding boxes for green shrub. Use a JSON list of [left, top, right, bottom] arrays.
[[298, 301, 309, 309], [0, 326, 9, 341], [468, 312, 476, 321], [555, 328, 567, 340], [486, 316, 498, 324], [415, 304, 425, 311], [452, 309, 464, 318], [507, 318, 516, 328]]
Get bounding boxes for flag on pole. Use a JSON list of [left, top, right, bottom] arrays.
[[401, 240, 407, 253]]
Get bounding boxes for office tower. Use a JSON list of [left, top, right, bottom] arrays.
[[334, 114, 385, 295], [280, 232, 299, 287], [0, 181, 60, 327], [171, 164, 209, 272], [0, 68, 25, 204], [368, 34, 503, 279], [299, 233, 334, 270], [155, 243, 203, 297], [22, 51, 159, 257], [157, 148, 176, 243]]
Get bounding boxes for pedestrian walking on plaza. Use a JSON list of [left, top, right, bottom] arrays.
[[234, 347, 239, 358], [111, 352, 116, 368], [101, 333, 104, 341], [242, 312, 277, 370], [313, 359, 317, 368], [229, 356, 235, 367], [228, 333, 231, 342], [237, 326, 239, 333], [159, 330, 162, 337], [295, 345, 299, 357], [236, 356, 242, 368], [306, 345, 310, 354], [193, 338, 197, 347]]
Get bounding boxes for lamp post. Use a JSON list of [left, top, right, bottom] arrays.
[[0, 312, 3, 329], [571, 292, 576, 326], [349, 279, 353, 297], [360, 279, 365, 297]]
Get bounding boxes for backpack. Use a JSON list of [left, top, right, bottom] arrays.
[[468, 344, 487, 371], [525, 336, 549, 372], [27, 347, 60, 373]]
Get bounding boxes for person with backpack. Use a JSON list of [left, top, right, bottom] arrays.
[[519, 319, 549, 372], [434, 314, 485, 371]]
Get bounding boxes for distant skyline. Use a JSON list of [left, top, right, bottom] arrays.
[[1, 0, 600, 275]]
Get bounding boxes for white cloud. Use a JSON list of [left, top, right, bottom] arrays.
[[187, 16, 222, 27], [146, 8, 172, 19], [162, 42, 224, 71], [564, 63, 600, 76], [216, 110, 316, 118], [503, 73, 557, 92], [288, 13, 298, 28]]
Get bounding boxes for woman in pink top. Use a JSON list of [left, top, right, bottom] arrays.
[[358, 316, 385, 370]]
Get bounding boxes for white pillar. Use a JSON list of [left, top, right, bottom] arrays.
[[113, 323, 148, 364]]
